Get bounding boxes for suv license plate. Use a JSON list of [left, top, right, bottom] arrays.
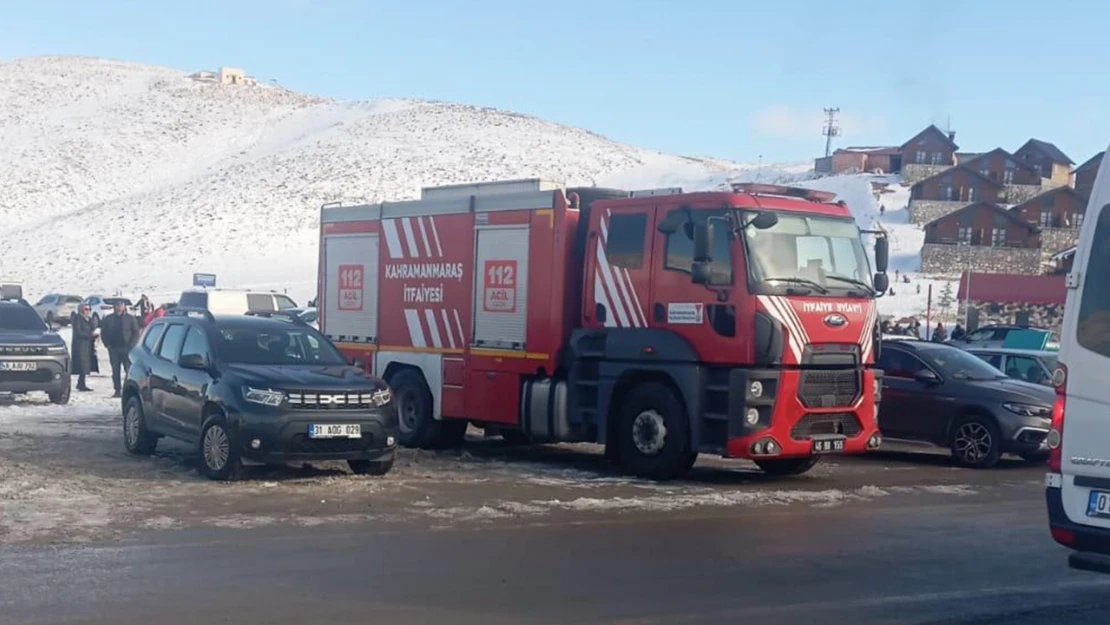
[[1087, 491, 1110, 518], [309, 424, 361, 439], [812, 438, 845, 454], [0, 362, 37, 371]]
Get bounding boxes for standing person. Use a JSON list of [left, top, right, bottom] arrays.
[[71, 304, 98, 392], [951, 323, 966, 341], [932, 322, 948, 343], [101, 299, 141, 398], [135, 295, 154, 327]]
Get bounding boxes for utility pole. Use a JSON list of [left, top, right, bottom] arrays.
[[822, 107, 841, 157]]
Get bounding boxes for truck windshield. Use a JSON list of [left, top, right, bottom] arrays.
[[739, 211, 873, 297]]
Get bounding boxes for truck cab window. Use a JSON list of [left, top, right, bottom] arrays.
[[605, 213, 647, 269], [664, 210, 732, 284], [1078, 204, 1110, 356]]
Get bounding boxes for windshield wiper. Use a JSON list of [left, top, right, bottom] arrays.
[[822, 275, 876, 295], [764, 277, 829, 294]]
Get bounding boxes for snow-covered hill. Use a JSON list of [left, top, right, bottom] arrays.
[[0, 56, 808, 302]]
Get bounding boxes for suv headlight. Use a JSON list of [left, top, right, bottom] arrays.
[[371, 388, 392, 407], [47, 344, 68, 355], [1002, 402, 1051, 417], [243, 387, 285, 407]]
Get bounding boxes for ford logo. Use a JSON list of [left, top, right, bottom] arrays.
[[824, 313, 848, 328]]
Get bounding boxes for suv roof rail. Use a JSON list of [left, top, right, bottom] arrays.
[[166, 307, 216, 322], [244, 310, 307, 325]]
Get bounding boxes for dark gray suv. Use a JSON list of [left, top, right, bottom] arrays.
[[0, 300, 71, 404]]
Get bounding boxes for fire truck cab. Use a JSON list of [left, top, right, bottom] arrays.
[[319, 179, 888, 480]]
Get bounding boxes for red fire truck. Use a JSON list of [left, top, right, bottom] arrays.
[[318, 178, 889, 479]]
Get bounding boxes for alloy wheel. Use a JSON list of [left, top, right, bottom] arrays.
[[203, 425, 230, 471], [954, 422, 993, 464]]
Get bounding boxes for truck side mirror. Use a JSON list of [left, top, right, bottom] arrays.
[[692, 221, 714, 285], [873, 272, 889, 294], [749, 212, 778, 230], [874, 237, 890, 273]]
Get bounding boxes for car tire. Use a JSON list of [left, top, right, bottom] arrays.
[[755, 457, 821, 476], [348, 458, 394, 476], [48, 380, 71, 406], [199, 414, 241, 481], [616, 382, 693, 481], [391, 369, 442, 449], [950, 414, 1002, 469], [122, 396, 157, 454]]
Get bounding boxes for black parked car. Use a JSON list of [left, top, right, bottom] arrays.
[[122, 308, 398, 480], [877, 340, 1054, 468], [0, 300, 71, 404]]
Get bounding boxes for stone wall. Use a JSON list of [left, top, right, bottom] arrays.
[[908, 200, 969, 225], [958, 299, 1063, 334], [921, 244, 1042, 275], [1002, 184, 1042, 204], [902, 164, 950, 185]]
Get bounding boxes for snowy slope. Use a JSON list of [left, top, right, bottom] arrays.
[[0, 56, 805, 303]]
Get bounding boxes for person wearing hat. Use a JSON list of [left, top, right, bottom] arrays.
[[71, 304, 99, 391]]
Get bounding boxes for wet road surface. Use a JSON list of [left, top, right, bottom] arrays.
[[2, 459, 1108, 625]]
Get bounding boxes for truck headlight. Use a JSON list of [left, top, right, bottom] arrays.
[[1002, 402, 1051, 417], [243, 387, 285, 407]]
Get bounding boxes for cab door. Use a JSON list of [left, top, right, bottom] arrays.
[[583, 206, 654, 330]]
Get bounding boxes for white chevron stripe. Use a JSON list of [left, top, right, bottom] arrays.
[[452, 309, 465, 345], [776, 296, 810, 346], [403, 309, 426, 348], [441, 309, 456, 348], [623, 268, 648, 326], [423, 309, 443, 348], [759, 295, 802, 362], [382, 219, 404, 259], [428, 217, 444, 257], [417, 217, 433, 257], [401, 218, 420, 258], [595, 240, 631, 327], [594, 270, 618, 327]]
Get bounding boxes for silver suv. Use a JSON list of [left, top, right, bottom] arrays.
[[33, 294, 83, 326], [0, 300, 71, 404]]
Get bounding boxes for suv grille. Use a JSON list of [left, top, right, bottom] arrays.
[[791, 413, 863, 441], [288, 434, 373, 454], [798, 369, 860, 408], [286, 391, 381, 411], [0, 346, 47, 356]]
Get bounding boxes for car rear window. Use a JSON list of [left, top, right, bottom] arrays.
[[1078, 204, 1110, 356]]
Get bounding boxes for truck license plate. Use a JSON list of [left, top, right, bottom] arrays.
[[0, 362, 37, 371], [812, 438, 845, 454], [308, 423, 361, 439], [1087, 491, 1110, 518]]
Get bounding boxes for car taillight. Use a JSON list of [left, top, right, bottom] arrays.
[[1048, 364, 1067, 473]]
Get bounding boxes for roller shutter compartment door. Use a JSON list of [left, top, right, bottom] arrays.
[[323, 234, 379, 343], [472, 226, 529, 349]]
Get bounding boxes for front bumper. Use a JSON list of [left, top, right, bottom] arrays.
[[721, 367, 881, 459], [233, 411, 399, 463], [1000, 418, 1051, 454], [0, 356, 69, 393]]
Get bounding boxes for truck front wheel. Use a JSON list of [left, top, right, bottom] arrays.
[[616, 382, 693, 481], [754, 457, 820, 476]]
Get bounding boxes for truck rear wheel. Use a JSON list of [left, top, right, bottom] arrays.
[[754, 457, 820, 476], [391, 369, 441, 449], [616, 382, 693, 481]]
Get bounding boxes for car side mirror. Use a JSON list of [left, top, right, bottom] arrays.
[[914, 369, 940, 385], [873, 272, 890, 294], [179, 353, 208, 370]]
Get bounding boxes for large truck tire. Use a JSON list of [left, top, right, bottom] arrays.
[[391, 369, 442, 449], [754, 457, 820, 476], [615, 382, 693, 481]]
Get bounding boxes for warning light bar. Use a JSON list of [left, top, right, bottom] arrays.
[[731, 183, 837, 203]]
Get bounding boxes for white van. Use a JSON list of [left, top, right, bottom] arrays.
[[1046, 143, 1110, 572], [178, 289, 298, 316]]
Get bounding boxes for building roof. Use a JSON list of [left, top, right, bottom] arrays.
[[899, 124, 959, 152], [956, 152, 983, 162], [1007, 184, 1087, 214], [958, 272, 1066, 305], [911, 165, 1004, 192], [1075, 151, 1105, 174], [958, 148, 1039, 176], [837, 146, 900, 155], [925, 201, 1039, 231], [1016, 139, 1074, 166]]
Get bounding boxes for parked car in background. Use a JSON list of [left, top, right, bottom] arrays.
[[33, 294, 83, 326], [178, 289, 298, 316], [948, 324, 1059, 350], [967, 348, 1057, 386], [122, 308, 397, 480], [877, 340, 1054, 468], [0, 300, 71, 404], [82, 295, 133, 322]]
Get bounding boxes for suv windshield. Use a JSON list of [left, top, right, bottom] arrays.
[[212, 326, 345, 366], [921, 346, 1007, 381], [740, 211, 873, 296], [0, 305, 48, 331]]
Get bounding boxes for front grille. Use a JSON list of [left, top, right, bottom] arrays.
[[0, 370, 53, 383], [798, 369, 860, 408], [791, 413, 863, 441], [288, 434, 373, 454], [285, 390, 385, 411], [0, 346, 47, 356]]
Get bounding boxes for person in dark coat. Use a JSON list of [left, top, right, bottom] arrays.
[[71, 304, 98, 391], [101, 300, 141, 397], [932, 322, 948, 343], [951, 324, 966, 341]]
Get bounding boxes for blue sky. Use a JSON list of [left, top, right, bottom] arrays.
[[3, 0, 1108, 165]]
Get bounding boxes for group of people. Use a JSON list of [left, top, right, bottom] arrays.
[[881, 318, 967, 343], [69, 295, 157, 396]]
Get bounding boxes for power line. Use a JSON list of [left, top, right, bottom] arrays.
[[822, 107, 841, 157]]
